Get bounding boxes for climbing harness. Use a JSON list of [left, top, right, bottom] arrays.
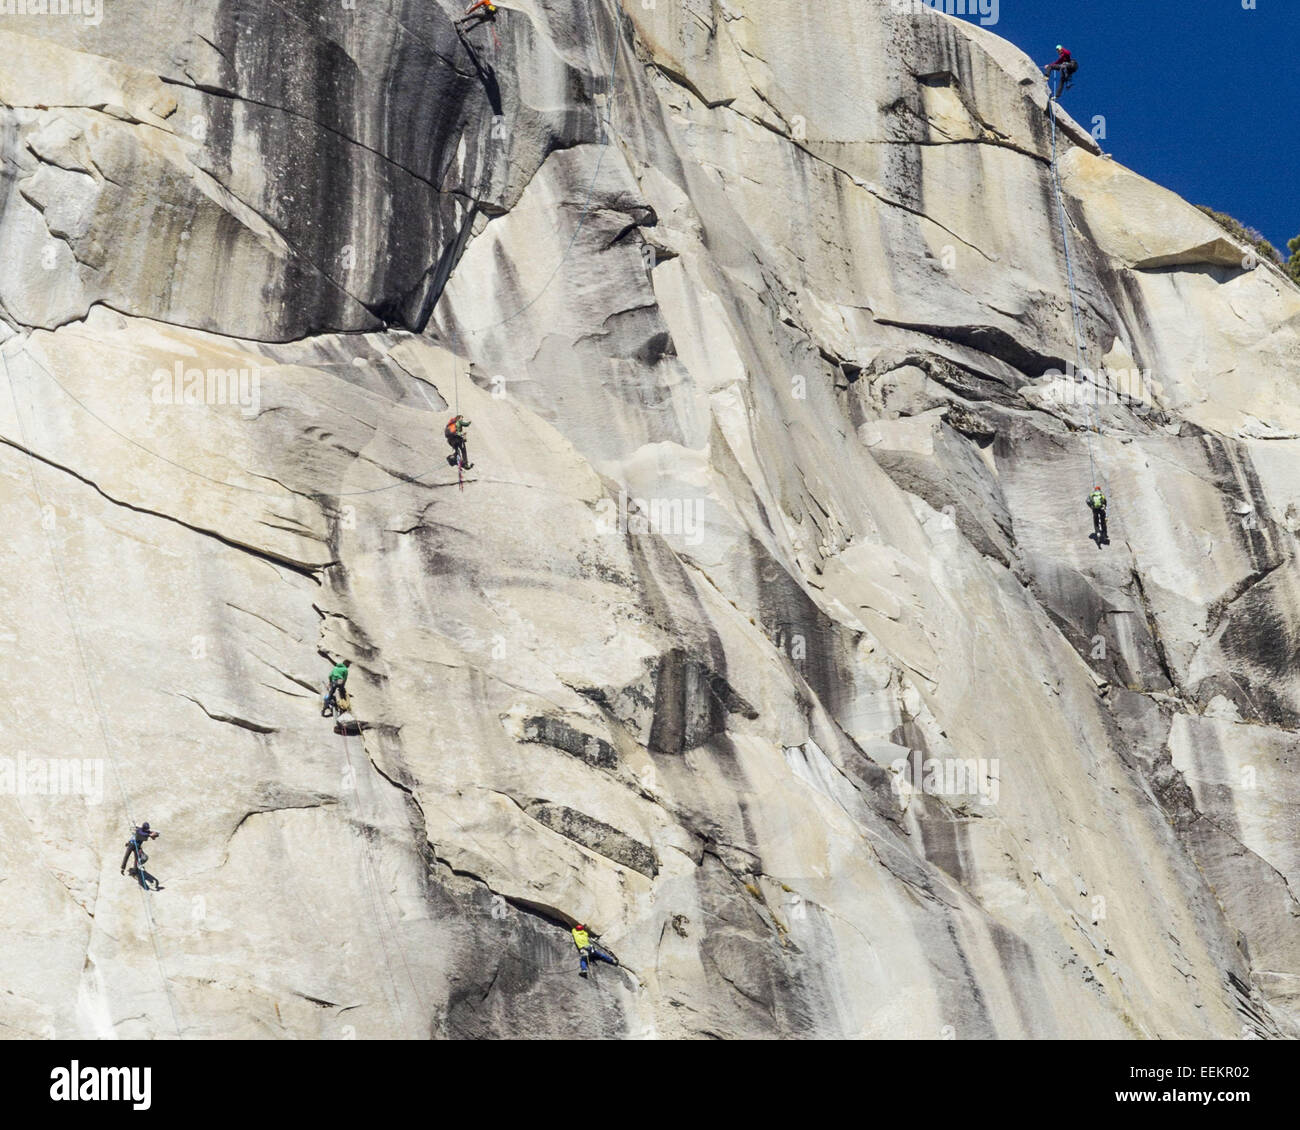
[[1047, 99, 1119, 543]]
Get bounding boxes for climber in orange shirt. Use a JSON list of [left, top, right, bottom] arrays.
[[459, 0, 498, 30]]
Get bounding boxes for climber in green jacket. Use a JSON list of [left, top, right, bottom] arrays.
[[1087, 486, 1108, 544], [323, 659, 351, 716], [572, 923, 619, 978]]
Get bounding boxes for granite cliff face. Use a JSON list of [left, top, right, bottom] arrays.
[[1, 1, 1297, 1039]]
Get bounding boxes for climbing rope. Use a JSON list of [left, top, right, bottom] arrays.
[[427, 0, 631, 484], [1047, 99, 1119, 540], [333, 714, 425, 1029], [0, 347, 183, 1039], [443, 0, 629, 342]]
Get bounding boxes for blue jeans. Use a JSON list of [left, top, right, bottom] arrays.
[[579, 945, 617, 973]]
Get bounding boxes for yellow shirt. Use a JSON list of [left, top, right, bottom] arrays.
[[572, 927, 590, 949]]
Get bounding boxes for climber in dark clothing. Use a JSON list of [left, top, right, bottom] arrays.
[[458, 0, 498, 31], [1088, 486, 1109, 543], [1045, 45, 1077, 100], [121, 823, 160, 889], [445, 414, 473, 470]]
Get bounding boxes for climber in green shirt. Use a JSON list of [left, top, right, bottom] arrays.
[[1087, 486, 1108, 544], [323, 659, 351, 716]]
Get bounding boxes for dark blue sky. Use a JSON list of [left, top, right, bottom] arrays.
[[953, 1, 1297, 256]]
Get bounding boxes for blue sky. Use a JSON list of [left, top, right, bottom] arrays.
[[952, 1, 1298, 256]]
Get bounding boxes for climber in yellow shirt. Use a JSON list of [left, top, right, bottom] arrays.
[[572, 923, 619, 978]]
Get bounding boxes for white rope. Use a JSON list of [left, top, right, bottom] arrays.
[[1047, 98, 1117, 534], [336, 712, 426, 1029]]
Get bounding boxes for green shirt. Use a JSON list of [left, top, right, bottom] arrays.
[[1088, 491, 1106, 510], [330, 664, 349, 683]]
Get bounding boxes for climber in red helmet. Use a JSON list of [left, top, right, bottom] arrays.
[[571, 923, 619, 978]]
